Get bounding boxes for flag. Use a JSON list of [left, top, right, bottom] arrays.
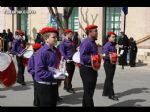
[[122, 7, 128, 15]]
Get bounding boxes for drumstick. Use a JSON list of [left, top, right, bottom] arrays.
[[20, 44, 31, 55]]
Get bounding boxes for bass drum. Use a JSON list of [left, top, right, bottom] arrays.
[[23, 50, 34, 59], [0, 52, 16, 87], [72, 51, 80, 63], [72, 51, 81, 68], [22, 50, 34, 67]]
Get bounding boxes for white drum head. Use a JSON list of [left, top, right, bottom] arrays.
[[73, 51, 80, 63], [23, 50, 33, 58], [0, 52, 12, 72]]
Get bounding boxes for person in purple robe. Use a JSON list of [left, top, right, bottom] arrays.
[[59, 29, 76, 94]]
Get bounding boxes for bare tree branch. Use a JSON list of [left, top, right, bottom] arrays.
[[80, 7, 89, 26], [48, 7, 55, 17], [54, 7, 59, 17], [85, 8, 89, 26], [48, 7, 74, 36], [48, 7, 64, 34], [79, 7, 99, 35], [80, 7, 86, 24], [67, 7, 74, 18], [79, 21, 86, 33], [91, 14, 98, 24]]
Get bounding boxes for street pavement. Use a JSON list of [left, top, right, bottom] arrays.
[[0, 57, 150, 107]]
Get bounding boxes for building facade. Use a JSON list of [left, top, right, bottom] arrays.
[[1, 7, 150, 63], [0, 7, 150, 46]]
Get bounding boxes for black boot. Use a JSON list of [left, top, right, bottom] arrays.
[[108, 95, 119, 101], [67, 88, 75, 94]]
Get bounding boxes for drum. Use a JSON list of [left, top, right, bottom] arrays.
[[91, 54, 101, 71], [72, 51, 81, 67], [23, 50, 33, 59], [22, 50, 34, 66], [0, 52, 16, 87], [72, 51, 80, 63], [109, 52, 118, 64]]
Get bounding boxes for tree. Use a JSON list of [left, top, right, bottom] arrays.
[[48, 7, 74, 35], [79, 7, 98, 35]]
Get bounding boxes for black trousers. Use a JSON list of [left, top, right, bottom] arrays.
[[64, 62, 75, 90], [119, 48, 128, 65], [36, 82, 58, 107], [16, 56, 25, 83], [3, 41, 8, 52], [32, 76, 40, 106], [103, 61, 116, 97], [129, 50, 137, 66], [79, 65, 98, 107]]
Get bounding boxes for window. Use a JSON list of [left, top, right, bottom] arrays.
[[105, 7, 122, 37], [69, 7, 79, 32], [17, 7, 28, 35]]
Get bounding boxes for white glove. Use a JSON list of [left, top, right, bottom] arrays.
[[119, 45, 123, 48], [53, 72, 65, 80], [101, 54, 106, 58], [64, 72, 69, 77], [17, 54, 22, 57], [119, 50, 124, 55], [66, 60, 72, 63]]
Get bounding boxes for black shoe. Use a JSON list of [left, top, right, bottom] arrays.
[[130, 65, 135, 67], [17, 80, 26, 86], [16, 80, 22, 84], [67, 88, 75, 94], [64, 86, 67, 90], [21, 82, 26, 86], [57, 96, 63, 102], [108, 96, 119, 101]]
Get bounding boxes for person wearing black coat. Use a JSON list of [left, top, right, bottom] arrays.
[[118, 32, 129, 65], [129, 37, 137, 67], [1, 30, 8, 52]]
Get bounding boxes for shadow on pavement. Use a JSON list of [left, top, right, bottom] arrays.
[[73, 83, 104, 92], [0, 95, 7, 98], [116, 88, 150, 98], [109, 99, 146, 107], [58, 83, 104, 106], [96, 83, 104, 90], [58, 91, 83, 105], [135, 61, 148, 67], [0, 81, 33, 91], [73, 87, 83, 91]]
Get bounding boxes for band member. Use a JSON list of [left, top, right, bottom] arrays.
[[129, 37, 137, 67], [27, 43, 42, 106], [34, 27, 62, 106], [35, 33, 44, 45], [59, 29, 76, 93], [102, 31, 119, 101], [79, 25, 100, 107], [118, 31, 129, 65], [11, 30, 26, 86]]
